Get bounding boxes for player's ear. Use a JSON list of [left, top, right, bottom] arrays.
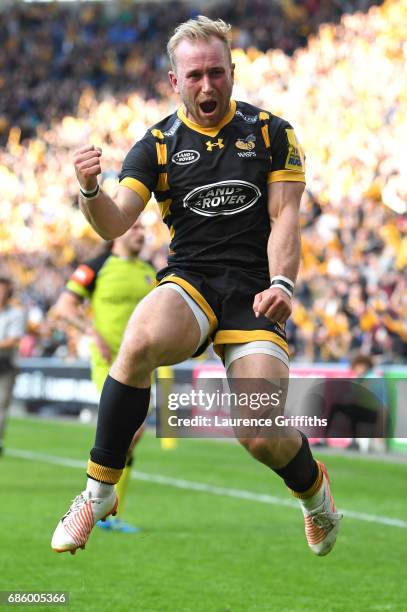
[[168, 71, 179, 94]]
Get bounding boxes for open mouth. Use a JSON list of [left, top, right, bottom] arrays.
[[199, 100, 217, 114]]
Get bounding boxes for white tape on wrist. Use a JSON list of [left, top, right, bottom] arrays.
[[270, 275, 294, 298], [270, 275, 294, 288], [80, 184, 100, 199], [270, 283, 293, 298]]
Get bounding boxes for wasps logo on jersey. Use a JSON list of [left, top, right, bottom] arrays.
[[119, 100, 305, 273], [235, 134, 256, 151], [235, 134, 256, 158]]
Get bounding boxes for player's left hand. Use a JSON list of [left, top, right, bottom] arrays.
[[253, 287, 292, 323]]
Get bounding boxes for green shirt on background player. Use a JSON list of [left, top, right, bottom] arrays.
[[54, 221, 155, 392], [66, 251, 154, 391]]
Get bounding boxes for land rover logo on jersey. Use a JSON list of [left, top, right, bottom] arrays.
[[172, 150, 200, 165], [183, 180, 261, 217]]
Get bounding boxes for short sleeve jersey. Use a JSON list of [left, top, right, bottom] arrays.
[[119, 100, 305, 276], [66, 253, 155, 355]]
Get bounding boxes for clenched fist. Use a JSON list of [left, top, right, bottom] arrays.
[[73, 145, 102, 191], [253, 286, 292, 324]]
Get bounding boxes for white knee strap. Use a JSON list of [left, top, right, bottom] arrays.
[[155, 283, 210, 351], [224, 340, 290, 371]]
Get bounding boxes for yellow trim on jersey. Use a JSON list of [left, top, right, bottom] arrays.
[[259, 112, 271, 149], [151, 129, 164, 140], [169, 225, 175, 240], [213, 330, 289, 355], [119, 177, 150, 205], [267, 170, 305, 184], [156, 142, 167, 165], [159, 198, 172, 219], [177, 100, 237, 136], [261, 124, 270, 149], [157, 275, 218, 334], [156, 172, 169, 191]]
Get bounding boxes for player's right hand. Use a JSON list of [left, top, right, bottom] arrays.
[[253, 286, 292, 323], [73, 145, 102, 191]]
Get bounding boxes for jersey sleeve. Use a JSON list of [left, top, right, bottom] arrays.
[[65, 253, 109, 300], [118, 131, 158, 206], [267, 120, 306, 184], [66, 264, 96, 300]]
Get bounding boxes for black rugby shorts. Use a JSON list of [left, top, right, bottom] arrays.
[[156, 266, 288, 361]]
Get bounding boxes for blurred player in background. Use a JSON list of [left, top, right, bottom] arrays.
[[326, 354, 388, 452], [0, 278, 27, 456], [52, 16, 342, 557], [52, 220, 155, 531]]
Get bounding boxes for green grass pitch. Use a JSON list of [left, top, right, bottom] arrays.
[[1, 416, 406, 611]]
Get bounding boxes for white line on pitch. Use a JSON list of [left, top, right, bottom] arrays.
[[8, 448, 407, 529]]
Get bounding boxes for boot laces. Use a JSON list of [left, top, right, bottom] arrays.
[[62, 493, 89, 521], [311, 511, 342, 530]]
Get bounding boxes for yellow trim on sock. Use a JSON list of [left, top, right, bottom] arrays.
[[87, 460, 123, 485]]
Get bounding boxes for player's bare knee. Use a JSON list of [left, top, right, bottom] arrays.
[[238, 436, 282, 466], [238, 436, 270, 459], [114, 334, 157, 381]]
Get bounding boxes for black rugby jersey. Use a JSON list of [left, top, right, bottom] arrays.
[[119, 100, 305, 275]]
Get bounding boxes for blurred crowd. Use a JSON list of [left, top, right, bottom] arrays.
[[0, 0, 382, 143], [0, 0, 405, 364]]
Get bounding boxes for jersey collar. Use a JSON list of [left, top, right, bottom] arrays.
[[177, 100, 236, 137]]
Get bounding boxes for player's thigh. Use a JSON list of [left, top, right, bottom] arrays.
[[119, 285, 201, 366], [227, 352, 288, 430], [227, 353, 288, 419], [227, 352, 289, 379]]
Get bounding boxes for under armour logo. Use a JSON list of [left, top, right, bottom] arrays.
[[206, 138, 224, 151]]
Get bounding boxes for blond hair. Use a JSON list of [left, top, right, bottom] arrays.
[[167, 15, 232, 70]]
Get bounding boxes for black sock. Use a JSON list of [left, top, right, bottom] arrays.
[[90, 375, 150, 470], [274, 431, 318, 493]]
